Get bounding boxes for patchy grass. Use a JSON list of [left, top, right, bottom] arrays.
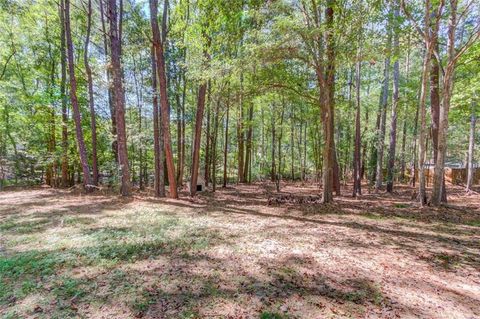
[[0, 185, 479, 318]]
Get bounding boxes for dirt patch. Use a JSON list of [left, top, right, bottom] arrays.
[[0, 183, 479, 318]]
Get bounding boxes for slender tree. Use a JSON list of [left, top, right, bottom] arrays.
[[64, 0, 92, 189], [353, 47, 362, 197], [151, 46, 165, 197], [223, 87, 230, 188]]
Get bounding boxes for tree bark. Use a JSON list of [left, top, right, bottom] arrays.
[[150, 0, 178, 198], [109, 0, 131, 196], [190, 80, 207, 196], [64, 0, 92, 189], [151, 46, 165, 197], [429, 30, 447, 202], [321, 0, 336, 203]]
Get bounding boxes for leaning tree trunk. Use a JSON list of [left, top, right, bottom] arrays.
[[84, 0, 99, 186], [150, 0, 178, 198], [108, 0, 131, 196], [64, 0, 92, 189]]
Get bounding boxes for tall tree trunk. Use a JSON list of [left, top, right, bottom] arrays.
[[429, 33, 447, 202], [212, 99, 220, 192], [244, 103, 253, 182], [410, 88, 420, 187], [303, 123, 307, 181], [109, 0, 131, 195], [150, 0, 177, 198], [45, 17, 56, 187], [59, 0, 69, 187], [353, 50, 362, 197], [237, 73, 245, 183], [132, 54, 143, 189], [386, 0, 400, 193], [417, 45, 432, 205], [400, 42, 410, 182], [321, 0, 336, 203], [178, 74, 187, 186], [271, 106, 276, 183], [64, 0, 92, 189], [431, 0, 459, 206], [375, 39, 392, 190], [190, 80, 207, 196], [223, 91, 230, 188], [466, 101, 476, 192], [84, 0, 99, 186], [276, 99, 286, 192], [151, 46, 165, 197], [290, 112, 295, 180], [369, 89, 382, 185], [204, 89, 211, 187]]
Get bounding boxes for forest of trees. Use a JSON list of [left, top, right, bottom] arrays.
[[0, 0, 479, 206]]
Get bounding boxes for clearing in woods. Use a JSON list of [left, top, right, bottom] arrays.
[[0, 184, 479, 318]]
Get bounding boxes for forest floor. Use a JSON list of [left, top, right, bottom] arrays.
[[0, 183, 479, 319]]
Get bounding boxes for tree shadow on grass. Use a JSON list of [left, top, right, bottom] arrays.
[[163, 199, 480, 272]]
